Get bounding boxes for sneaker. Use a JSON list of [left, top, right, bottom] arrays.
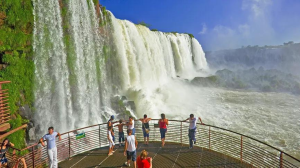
[[189, 147, 193, 149], [124, 162, 130, 167]]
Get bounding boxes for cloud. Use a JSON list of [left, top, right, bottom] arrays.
[[198, 23, 207, 35], [201, 0, 276, 51]]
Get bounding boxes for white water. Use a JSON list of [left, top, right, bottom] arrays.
[[33, 0, 112, 133], [33, 2, 300, 161]]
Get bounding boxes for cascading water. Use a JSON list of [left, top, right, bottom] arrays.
[[32, 1, 300, 160], [33, 0, 112, 134], [33, 1, 208, 133]]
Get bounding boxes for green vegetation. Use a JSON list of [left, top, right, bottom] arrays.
[[151, 29, 158, 31], [8, 114, 29, 155], [186, 33, 194, 38], [0, 0, 34, 152], [137, 21, 151, 28]]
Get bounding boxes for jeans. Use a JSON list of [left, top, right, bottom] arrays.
[[188, 128, 196, 148], [142, 128, 149, 137], [132, 128, 136, 135], [119, 132, 125, 143], [160, 128, 167, 139], [126, 150, 137, 161], [47, 146, 57, 168]]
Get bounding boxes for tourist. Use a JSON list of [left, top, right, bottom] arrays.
[[115, 119, 126, 146], [139, 114, 151, 145], [0, 138, 14, 168], [184, 114, 204, 149], [107, 126, 115, 155], [137, 150, 152, 168], [107, 115, 116, 142], [124, 129, 138, 168], [127, 116, 135, 135], [158, 113, 168, 147], [40, 127, 62, 168]]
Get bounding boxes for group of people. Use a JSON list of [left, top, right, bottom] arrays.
[[0, 113, 204, 168], [106, 113, 204, 168]]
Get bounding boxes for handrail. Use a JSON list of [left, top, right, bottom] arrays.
[[202, 123, 300, 163], [8, 119, 300, 167]]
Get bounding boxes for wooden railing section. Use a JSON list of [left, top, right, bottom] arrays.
[[0, 81, 11, 125]]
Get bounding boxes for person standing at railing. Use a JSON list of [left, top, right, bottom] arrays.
[[127, 116, 135, 135], [124, 129, 138, 168], [139, 114, 152, 145], [107, 126, 115, 155], [137, 150, 152, 168], [0, 138, 14, 168], [115, 119, 126, 147], [158, 113, 168, 147], [40, 127, 62, 168], [107, 115, 117, 142], [184, 114, 204, 149]]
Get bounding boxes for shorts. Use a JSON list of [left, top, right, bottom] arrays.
[[142, 128, 149, 137], [126, 150, 136, 161], [160, 128, 167, 139], [132, 128, 136, 135], [0, 157, 8, 164]]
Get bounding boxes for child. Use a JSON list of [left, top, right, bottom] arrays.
[[115, 119, 126, 146], [107, 126, 115, 155]]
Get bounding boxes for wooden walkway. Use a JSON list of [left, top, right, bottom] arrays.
[[59, 141, 252, 168]]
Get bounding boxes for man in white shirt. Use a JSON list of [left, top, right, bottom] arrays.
[[184, 114, 204, 149], [40, 127, 62, 168], [124, 129, 138, 168]]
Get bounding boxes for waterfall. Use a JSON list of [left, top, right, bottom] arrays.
[[109, 12, 208, 91], [33, 3, 208, 133], [33, 0, 112, 134]]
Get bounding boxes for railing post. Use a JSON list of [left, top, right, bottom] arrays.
[[280, 152, 283, 168], [31, 146, 35, 168], [68, 133, 71, 159], [240, 136, 243, 162], [208, 126, 211, 150], [180, 122, 183, 146], [99, 124, 101, 147]]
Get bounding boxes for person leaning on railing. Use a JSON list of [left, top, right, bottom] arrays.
[[0, 138, 27, 168], [184, 114, 204, 149], [39, 126, 62, 168], [139, 114, 152, 145], [158, 113, 168, 147]]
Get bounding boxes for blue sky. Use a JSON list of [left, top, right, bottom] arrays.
[[100, 0, 300, 51]]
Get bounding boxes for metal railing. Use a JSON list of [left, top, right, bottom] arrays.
[[7, 119, 300, 167]]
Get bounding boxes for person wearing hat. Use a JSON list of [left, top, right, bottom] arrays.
[[108, 115, 117, 142]]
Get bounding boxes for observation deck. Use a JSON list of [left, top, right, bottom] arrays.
[[6, 120, 300, 168]]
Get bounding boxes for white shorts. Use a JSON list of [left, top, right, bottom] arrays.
[[109, 141, 115, 148]]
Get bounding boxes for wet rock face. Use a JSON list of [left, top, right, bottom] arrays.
[[19, 104, 32, 120], [110, 95, 136, 118], [28, 126, 36, 141]]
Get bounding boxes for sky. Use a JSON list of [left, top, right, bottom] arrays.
[[100, 0, 300, 51]]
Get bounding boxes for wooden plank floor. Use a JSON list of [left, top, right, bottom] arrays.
[[59, 141, 252, 168]]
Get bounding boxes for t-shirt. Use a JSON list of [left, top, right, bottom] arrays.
[[137, 156, 151, 168], [189, 118, 197, 129], [126, 135, 136, 152], [43, 132, 58, 149]]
